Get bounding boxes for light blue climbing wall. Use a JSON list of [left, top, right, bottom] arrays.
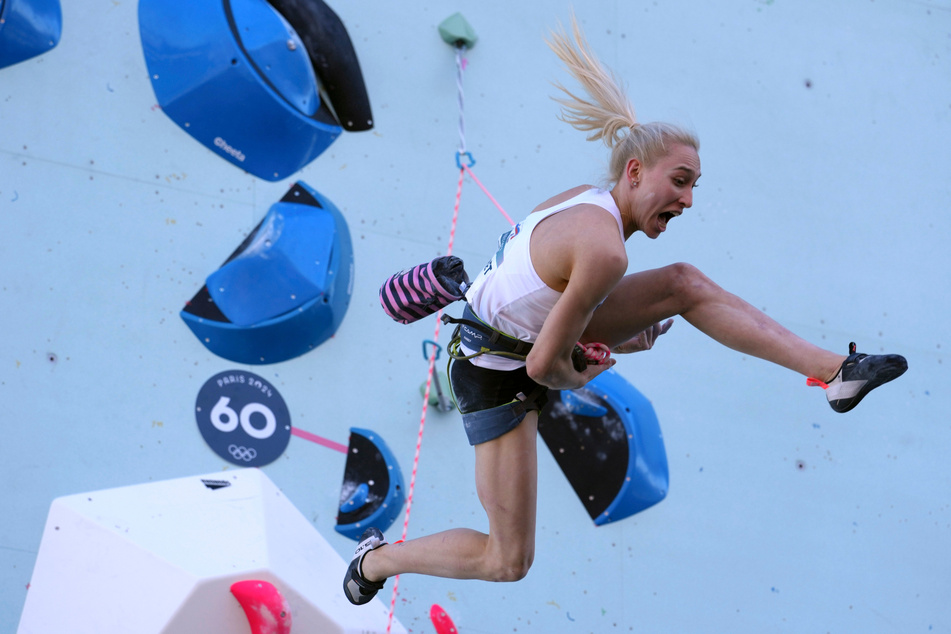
[[2, 1, 949, 632]]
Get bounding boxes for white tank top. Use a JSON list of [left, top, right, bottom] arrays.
[[463, 188, 624, 370]]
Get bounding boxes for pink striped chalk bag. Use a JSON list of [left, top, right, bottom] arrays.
[[380, 256, 470, 324]]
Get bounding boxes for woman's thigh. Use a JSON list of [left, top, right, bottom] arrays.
[[473, 411, 539, 558], [581, 263, 696, 347]]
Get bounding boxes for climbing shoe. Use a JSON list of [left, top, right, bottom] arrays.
[[343, 527, 387, 606], [807, 342, 908, 413]]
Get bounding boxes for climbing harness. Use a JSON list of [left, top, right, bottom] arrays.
[[442, 304, 533, 361], [441, 303, 607, 373]]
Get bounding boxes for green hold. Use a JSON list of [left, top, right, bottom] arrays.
[[438, 13, 478, 49], [420, 372, 452, 407]]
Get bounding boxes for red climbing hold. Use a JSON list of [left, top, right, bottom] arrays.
[[230, 579, 292, 634], [430, 603, 458, 634]]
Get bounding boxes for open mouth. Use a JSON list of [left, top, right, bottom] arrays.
[[656, 210, 682, 234]]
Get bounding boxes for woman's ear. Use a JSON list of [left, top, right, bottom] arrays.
[[625, 157, 642, 185]]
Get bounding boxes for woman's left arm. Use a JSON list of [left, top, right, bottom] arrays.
[[525, 216, 627, 389]]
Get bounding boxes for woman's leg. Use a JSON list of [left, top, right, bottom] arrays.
[[581, 262, 845, 381], [361, 411, 539, 582]]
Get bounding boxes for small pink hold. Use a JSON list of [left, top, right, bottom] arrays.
[[230, 580, 292, 634], [430, 604, 458, 634]]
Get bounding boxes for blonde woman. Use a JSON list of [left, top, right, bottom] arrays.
[[344, 17, 907, 603]]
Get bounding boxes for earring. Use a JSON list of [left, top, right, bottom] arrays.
[[631, 180, 638, 187]]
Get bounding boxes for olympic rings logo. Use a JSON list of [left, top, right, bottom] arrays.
[[228, 444, 258, 462]]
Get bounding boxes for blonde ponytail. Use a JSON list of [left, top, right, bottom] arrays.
[[546, 15, 699, 185], [546, 16, 636, 149]]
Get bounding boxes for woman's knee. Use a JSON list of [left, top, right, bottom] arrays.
[[663, 262, 716, 306], [485, 547, 534, 582]]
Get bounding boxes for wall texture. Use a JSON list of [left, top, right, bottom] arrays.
[[2, 1, 949, 632]]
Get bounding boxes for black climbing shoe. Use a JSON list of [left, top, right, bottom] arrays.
[[808, 342, 908, 413], [343, 527, 387, 606]]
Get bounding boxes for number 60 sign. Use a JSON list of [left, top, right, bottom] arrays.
[[195, 371, 291, 467]]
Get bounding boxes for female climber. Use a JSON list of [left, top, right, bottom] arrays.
[[344, 16, 907, 603]]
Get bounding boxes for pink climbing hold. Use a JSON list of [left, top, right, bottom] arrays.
[[230, 579, 292, 634], [430, 604, 458, 634]]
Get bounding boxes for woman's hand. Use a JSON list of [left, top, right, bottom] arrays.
[[611, 319, 674, 354], [578, 355, 616, 383]]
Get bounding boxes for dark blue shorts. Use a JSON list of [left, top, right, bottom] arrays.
[[449, 358, 548, 445]]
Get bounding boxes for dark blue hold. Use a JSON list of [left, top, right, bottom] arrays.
[[180, 181, 353, 364], [538, 368, 669, 526], [0, 0, 62, 70], [336, 428, 406, 541], [560, 389, 609, 418], [339, 482, 369, 514], [138, 0, 372, 180]]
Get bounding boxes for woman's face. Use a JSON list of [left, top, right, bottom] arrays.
[[634, 144, 701, 239]]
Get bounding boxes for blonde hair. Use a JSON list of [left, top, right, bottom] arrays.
[[546, 16, 699, 185]]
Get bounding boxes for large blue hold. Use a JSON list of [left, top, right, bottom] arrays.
[[181, 181, 353, 364], [335, 428, 406, 541], [0, 0, 61, 70], [138, 0, 372, 181], [538, 368, 669, 525]]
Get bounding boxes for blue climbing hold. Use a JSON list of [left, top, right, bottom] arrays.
[[181, 181, 353, 364], [538, 368, 669, 525], [560, 389, 609, 418], [0, 0, 61, 70], [335, 428, 406, 541], [205, 201, 339, 327], [139, 0, 372, 180], [339, 482, 369, 514]]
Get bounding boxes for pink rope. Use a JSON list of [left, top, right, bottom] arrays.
[[446, 167, 464, 257], [289, 427, 348, 454], [462, 163, 515, 227], [386, 167, 465, 633]]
